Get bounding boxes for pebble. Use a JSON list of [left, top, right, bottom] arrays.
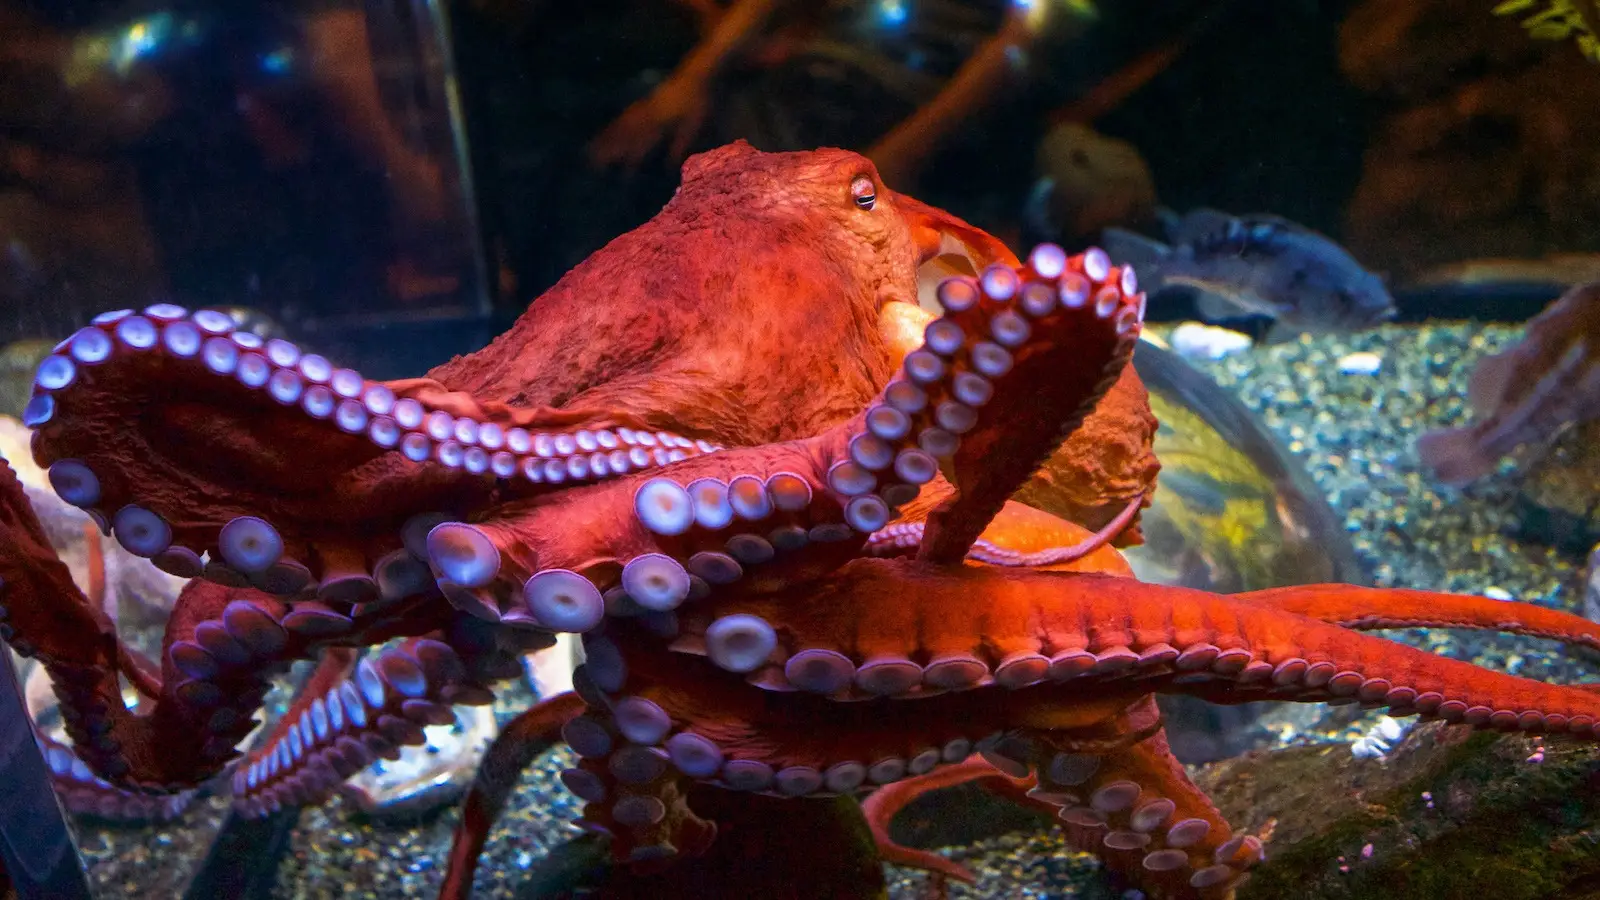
[[1336, 351, 1382, 375], [1167, 322, 1253, 360]]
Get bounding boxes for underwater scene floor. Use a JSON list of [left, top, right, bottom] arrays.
[[68, 321, 1600, 899]]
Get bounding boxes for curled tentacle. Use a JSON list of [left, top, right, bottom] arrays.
[[36, 732, 196, 822], [912, 246, 1146, 565], [860, 756, 1004, 883], [0, 458, 458, 790], [24, 307, 722, 598], [230, 639, 494, 818], [880, 264, 1160, 549], [868, 496, 1143, 571]]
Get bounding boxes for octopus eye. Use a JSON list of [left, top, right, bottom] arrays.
[[851, 176, 877, 211]]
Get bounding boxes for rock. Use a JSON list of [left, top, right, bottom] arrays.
[[1510, 418, 1600, 554], [884, 720, 1600, 900], [1169, 323, 1253, 361], [1337, 351, 1382, 376], [1339, 0, 1600, 277], [1213, 722, 1600, 900]]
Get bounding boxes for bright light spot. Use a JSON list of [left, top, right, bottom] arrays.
[[112, 14, 173, 72], [878, 0, 908, 27], [126, 23, 154, 54], [261, 48, 293, 75]]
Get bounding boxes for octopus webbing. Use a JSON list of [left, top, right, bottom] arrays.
[[6, 141, 1600, 900]]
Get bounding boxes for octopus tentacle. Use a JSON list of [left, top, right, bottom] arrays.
[[24, 306, 721, 599], [565, 742, 718, 866], [551, 659, 725, 865], [613, 637, 1146, 789], [866, 698, 1248, 898], [228, 647, 357, 817], [860, 755, 1021, 883], [880, 291, 1159, 551], [1020, 724, 1255, 899], [703, 559, 1600, 732], [567, 637, 1161, 870], [36, 732, 197, 822], [1237, 583, 1600, 653], [0, 462, 167, 712], [231, 638, 492, 818], [415, 346, 986, 639], [2, 460, 456, 792], [413, 443, 863, 635], [439, 692, 586, 900], [914, 245, 1145, 565], [868, 496, 1143, 570]]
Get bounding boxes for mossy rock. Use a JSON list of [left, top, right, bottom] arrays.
[[1205, 721, 1600, 900]]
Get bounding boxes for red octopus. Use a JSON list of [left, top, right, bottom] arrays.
[[7, 142, 1600, 900]]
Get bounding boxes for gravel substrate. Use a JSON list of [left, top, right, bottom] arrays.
[[64, 322, 1600, 899]]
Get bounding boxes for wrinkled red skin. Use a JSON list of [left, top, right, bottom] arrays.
[[9, 142, 1600, 900]]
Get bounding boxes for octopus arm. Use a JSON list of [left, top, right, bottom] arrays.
[[1236, 583, 1600, 653], [881, 261, 1159, 550], [910, 245, 1145, 565], [429, 280, 1145, 636], [425, 434, 872, 631], [439, 692, 586, 900], [871, 498, 1141, 572], [1031, 721, 1253, 897], [694, 559, 1600, 736], [23, 307, 723, 608], [0, 460, 160, 703], [229, 636, 504, 819], [566, 638, 1261, 898], [858, 755, 1025, 883], [34, 730, 197, 822], [2, 454, 475, 789]]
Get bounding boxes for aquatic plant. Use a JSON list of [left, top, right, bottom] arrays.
[[1492, 0, 1600, 61]]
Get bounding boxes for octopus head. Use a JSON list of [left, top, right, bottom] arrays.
[[671, 141, 922, 312]]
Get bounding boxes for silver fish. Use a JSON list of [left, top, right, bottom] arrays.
[[1102, 208, 1396, 338]]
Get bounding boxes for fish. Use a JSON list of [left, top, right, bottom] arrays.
[[1417, 281, 1600, 486], [1100, 208, 1397, 338]]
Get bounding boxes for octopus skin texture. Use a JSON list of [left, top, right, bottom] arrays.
[[6, 142, 1600, 900]]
